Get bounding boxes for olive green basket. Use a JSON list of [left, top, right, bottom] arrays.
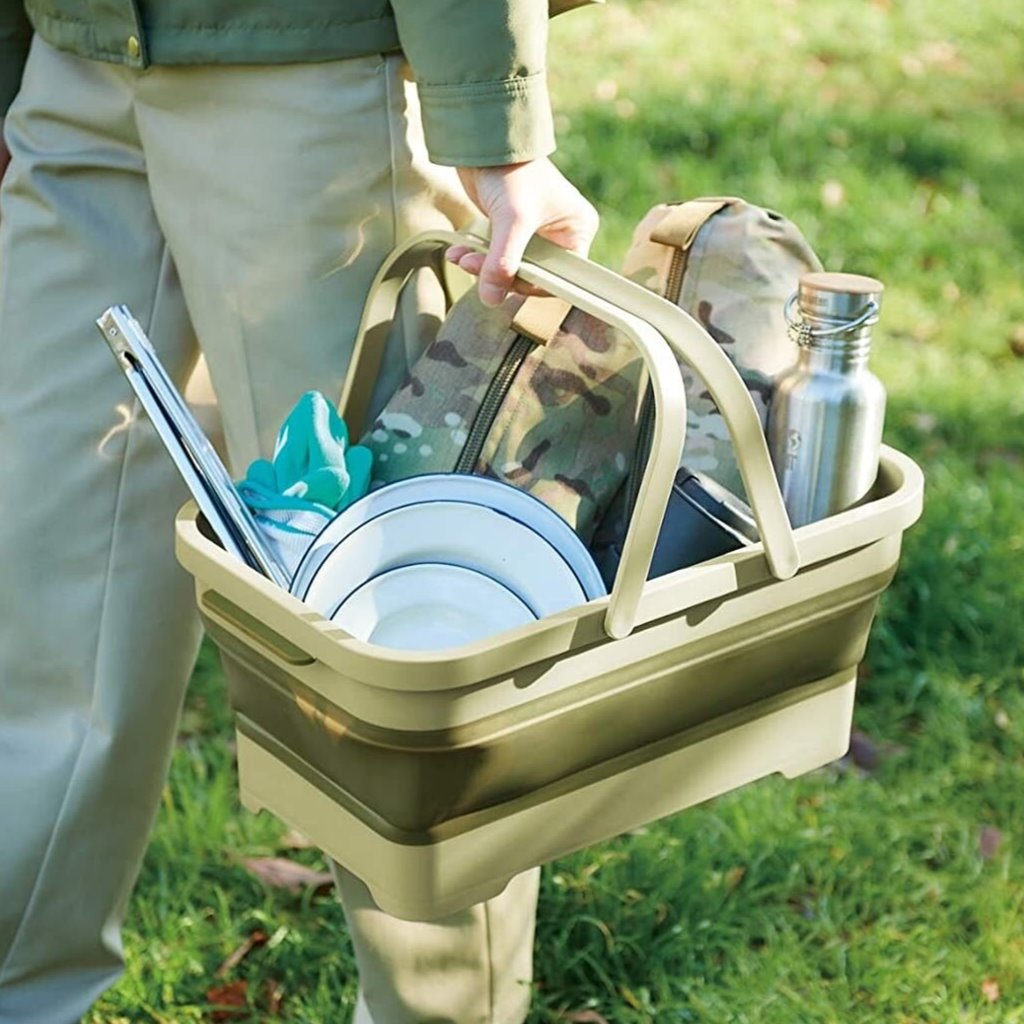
[[175, 230, 924, 921]]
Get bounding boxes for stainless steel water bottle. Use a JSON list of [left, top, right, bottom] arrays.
[[767, 272, 886, 528]]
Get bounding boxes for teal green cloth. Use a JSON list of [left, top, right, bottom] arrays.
[[243, 390, 372, 517]]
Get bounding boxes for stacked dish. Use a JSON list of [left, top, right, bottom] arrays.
[[289, 474, 606, 651]]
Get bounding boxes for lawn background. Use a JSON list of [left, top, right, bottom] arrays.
[[89, 0, 1024, 1020]]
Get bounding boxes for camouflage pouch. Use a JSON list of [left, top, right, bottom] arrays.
[[624, 196, 822, 498], [589, 197, 822, 587], [359, 289, 644, 542]]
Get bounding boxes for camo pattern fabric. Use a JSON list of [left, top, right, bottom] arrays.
[[623, 197, 822, 497], [360, 290, 643, 541]]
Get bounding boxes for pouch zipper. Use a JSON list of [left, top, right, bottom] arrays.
[[625, 245, 690, 516], [455, 332, 535, 474], [626, 388, 656, 515], [664, 244, 688, 309]]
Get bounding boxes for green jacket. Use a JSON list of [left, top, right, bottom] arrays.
[[0, 0, 597, 165]]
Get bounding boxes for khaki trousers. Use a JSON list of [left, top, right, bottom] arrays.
[[0, 37, 539, 1024]]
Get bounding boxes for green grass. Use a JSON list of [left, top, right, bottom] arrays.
[[88, 0, 1024, 1020]]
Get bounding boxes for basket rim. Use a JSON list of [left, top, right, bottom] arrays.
[[176, 444, 923, 688]]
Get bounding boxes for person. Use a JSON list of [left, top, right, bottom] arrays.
[[0, 2, 600, 1021]]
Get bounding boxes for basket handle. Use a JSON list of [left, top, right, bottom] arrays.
[[341, 229, 799, 640]]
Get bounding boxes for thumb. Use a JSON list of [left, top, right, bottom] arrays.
[[479, 209, 533, 308]]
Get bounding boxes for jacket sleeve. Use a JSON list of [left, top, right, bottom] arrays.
[[1, 1, 31, 115], [390, 0, 555, 168]]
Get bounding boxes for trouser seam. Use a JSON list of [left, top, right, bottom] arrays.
[[383, 55, 402, 263], [0, 241, 170, 988], [483, 897, 496, 1023], [380, 54, 440, 424]]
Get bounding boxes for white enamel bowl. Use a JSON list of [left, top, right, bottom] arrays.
[[330, 562, 536, 650]]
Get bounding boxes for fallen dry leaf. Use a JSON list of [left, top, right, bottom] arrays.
[[243, 857, 334, 893], [265, 978, 285, 1016], [724, 866, 747, 891], [614, 98, 638, 120], [978, 447, 1023, 470], [788, 891, 817, 920], [1009, 326, 1024, 358], [280, 828, 315, 850], [841, 730, 908, 775], [849, 730, 880, 772], [900, 54, 925, 78], [799, 792, 825, 810], [982, 977, 1001, 1003], [561, 1011, 611, 1024], [979, 826, 1003, 861], [206, 979, 248, 1022], [216, 930, 268, 978], [919, 40, 965, 71], [621, 986, 644, 1011], [821, 180, 846, 208], [911, 412, 938, 434]]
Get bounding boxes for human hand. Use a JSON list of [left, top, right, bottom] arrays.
[[447, 158, 599, 307]]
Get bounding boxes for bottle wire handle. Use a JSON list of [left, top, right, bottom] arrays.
[[785, 293, 880, 347]]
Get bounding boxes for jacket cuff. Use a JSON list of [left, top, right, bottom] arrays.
[[418, 70, 555, 167]]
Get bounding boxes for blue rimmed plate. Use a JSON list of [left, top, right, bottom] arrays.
[[302, 499, 587, 620], [290, 473, 605, 602]]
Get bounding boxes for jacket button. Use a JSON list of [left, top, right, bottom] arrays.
[[127, 35, 141, 59]]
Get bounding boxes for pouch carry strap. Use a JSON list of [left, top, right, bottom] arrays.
[[628, 196, 739, 519], [650, 196, 736, 251], [342, 229, 800, 641]]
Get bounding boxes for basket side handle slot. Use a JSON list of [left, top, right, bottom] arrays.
[[201, 590, 317, 667]]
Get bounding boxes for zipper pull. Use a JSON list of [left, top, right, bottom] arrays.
[[511, 295, 571, 346]]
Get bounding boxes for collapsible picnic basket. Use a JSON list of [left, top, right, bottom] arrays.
[[175, 229, 924, 921]]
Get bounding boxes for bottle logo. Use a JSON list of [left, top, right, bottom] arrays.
[[785, 428, 801, 470]]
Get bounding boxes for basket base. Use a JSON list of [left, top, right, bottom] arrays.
[[237, 669, 856, 921]]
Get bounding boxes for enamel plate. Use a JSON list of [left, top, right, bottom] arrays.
[[290, 474, 605, 601], [302, 499, 588, 620]]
